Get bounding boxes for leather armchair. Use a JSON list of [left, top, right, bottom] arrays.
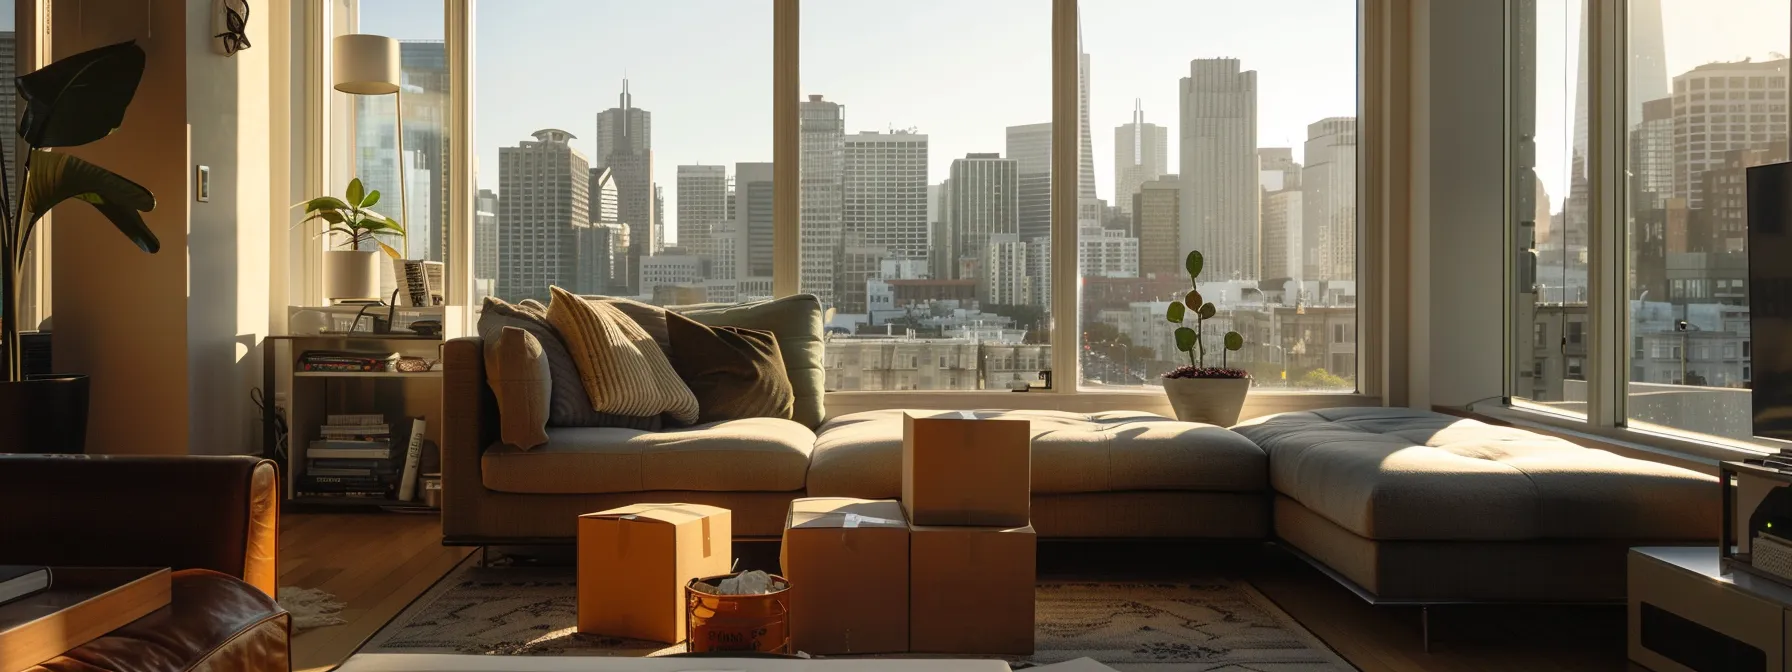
[[0, 455, 289, 672]]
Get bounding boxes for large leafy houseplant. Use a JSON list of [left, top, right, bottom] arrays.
[[0, 40, 156, 383], [298, 177, 405, 258], [1159, 250, 1251, 426]]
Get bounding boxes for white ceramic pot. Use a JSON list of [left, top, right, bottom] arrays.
[[325, 249, 382, 301], [1161, 376, 1250, 426]]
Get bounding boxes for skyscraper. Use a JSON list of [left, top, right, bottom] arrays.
[[1135, 175, 1181, 279], [1302, 117, 1356, 281], [1180, 58, 1260, 281], [355, 41, 448, 262], [1005, 122, 1054, 245], [1631, 97, 1674, 213], [948, 153, 1020, 286], [0, 32, 18, 198], [1258, 149, 1301, 281], [498, 129, 589, 303], [1671, 59, 1790, 208], [577, 167, 621, 294], [845, 130, 929, 262], [677, 164, 729, 279], [799, 95, 846, 306], [735, 162, 776, 279], [1077, 33, 1096, 203], [594, 80, 654, 292], [1113, 100, 1168, 218], [474, 188, 498, 284]]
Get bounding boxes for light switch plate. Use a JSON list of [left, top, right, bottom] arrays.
[[195, 165, 210, 202]]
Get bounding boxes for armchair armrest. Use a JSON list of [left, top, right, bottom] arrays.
[[0, 455, 279, 596]]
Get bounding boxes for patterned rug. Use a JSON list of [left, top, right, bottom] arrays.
[[362, 560, 1355, 671]]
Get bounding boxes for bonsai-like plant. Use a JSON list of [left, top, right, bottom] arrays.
[[1, 41, 157, 382], [1162, 250, 1247, 380], [299, 177, 405, 257]]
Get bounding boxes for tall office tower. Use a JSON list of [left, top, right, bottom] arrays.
[[845, 130, 930, 262], [1571, 0, 1668, 170], [799, 95, 846, 306], [1258, 148, 1299, 191], [474, 188, 499, 283], [677, 165, 729, 278], [837, 243, 888, 314], [1180, 58, 1260, 281], [735, 162, 776, 279], [1077, 30, 1095, 203], [354, 41, 448, 261], [1672, 59, 1790, 208], [1135, 175, 1181, 279], [1261, 189, 1302, 281], [1026, 237, 1052, 308], [594, 80, 654, 292], [575, 167, 621, 294], [1302, 117, 1357, 281], [1006, 123, 1054, 244], [1630, 97, 1674, 213], [497, 129, 589, 303], [1114, 100, 1168, 218], [948, 153, 1020, 282], [654, 186, 666, 253], [983, 234, 1031, 306], [931, 179, 954, 281]]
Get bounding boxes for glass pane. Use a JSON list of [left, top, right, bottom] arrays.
[[1079, 1, 1359, 391], [1623, 0, 1787, 447], [1511, 0, 1588, 417], [356, 0, 448, 277], [467, 1, 772, 305], [803, 0, 1050, 392]]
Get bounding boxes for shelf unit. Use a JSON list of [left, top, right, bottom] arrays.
[[265, 323, 450, 508]]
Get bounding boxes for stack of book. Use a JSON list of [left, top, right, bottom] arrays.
[[297, 414, 424, 500], [298, 350, 401, 372]]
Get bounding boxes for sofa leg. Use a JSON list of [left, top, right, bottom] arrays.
[[1420, 605, 1431, 653]]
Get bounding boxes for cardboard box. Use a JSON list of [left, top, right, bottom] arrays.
[[909, 524, 1036, 655], [577, 503, 732, 643], [902, 411, 1031, 527], [780, 497, 911, 655]]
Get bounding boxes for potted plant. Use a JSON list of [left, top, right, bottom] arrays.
[[298, 177, 405, 302], [1161, 250, 1249, 426], [0, 41, 156, 453]]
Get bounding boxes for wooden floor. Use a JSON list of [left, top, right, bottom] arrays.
[[280, 515, 1638, 671]]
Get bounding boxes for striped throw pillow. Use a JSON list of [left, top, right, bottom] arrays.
[[544, 286, 699, 425]]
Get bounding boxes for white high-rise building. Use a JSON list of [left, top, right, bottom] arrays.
[[1302, 117, 1356, 281], [639, 255, 702, 296], [1179, 58, 1259, 281], [1671, 59, 1790, 208], [677, 164, 729, 278], [845, 130, 930, 262], [497, 129, 588, 303], [1114, 100, 1168, 218], [947, 153, 1020, 285], [984, 234, 1031, 306], [800, 95, 846, 306], [1005, 122, 1054, 245], [474, 188, 499, 284], [1078, 226, 1139, 279], [1261, 189, 1302, 281]]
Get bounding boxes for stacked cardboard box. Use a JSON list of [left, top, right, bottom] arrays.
[[903, 411, 1036, 655], [781, 497, 911, 654], [577, 503, 733, 644]]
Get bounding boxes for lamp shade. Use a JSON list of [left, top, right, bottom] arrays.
[[333, 34, 400, 95]]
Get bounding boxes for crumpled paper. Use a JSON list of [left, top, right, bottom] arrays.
[[692, 570, 786, 595]]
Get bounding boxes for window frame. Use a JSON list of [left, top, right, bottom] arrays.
[[304, 0, 1386, 414]]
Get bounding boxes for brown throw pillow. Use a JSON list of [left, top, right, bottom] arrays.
[[544, 286, 700, 425], [481, 297, 659, 430], [664, 311, 795, 424], [483, 326, 551, 450]]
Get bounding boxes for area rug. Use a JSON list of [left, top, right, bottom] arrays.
[[277, 586, 348, 632], [361, 558, 1354, 671]]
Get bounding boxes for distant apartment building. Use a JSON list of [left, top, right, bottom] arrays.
[[735, 162, 775, 278], [575, 168, 622, 294], [677, 164, 728, 274], [1005, 122, 1053, 245], [639, 255, 703, 297], [1135, 176, 1182, 279], [983, 234, 1031, 306], [845, 130, 929, 263], [474, 188, 498, 284], [947, 153, 1020, 283], [800, 95, 846, 307], [1303, 117, 1357, 281], [1671, 58, 1789, 208], [1078, 226, 1139, 279], [497, 129, 588, 303]]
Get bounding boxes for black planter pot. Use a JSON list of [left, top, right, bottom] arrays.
[[0, 374, 90, 453]]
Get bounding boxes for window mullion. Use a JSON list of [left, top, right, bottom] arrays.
[[1049, 0, 1078, 392], [1586, 0, 1627, 428], [773, 0, 800, 298], [447, 0, 473, 329]]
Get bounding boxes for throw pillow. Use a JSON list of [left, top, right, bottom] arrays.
[[664, 311, 795, 424], [544, 286, 700, 425], [478, 297, 660, 430], [671, 294, 826, 428], [483, 326, 551, 450]]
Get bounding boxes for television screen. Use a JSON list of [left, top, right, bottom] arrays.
[[1748, 161, 1792, 442]]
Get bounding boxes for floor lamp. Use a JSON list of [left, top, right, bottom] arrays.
[[332, 33, 409, 258]]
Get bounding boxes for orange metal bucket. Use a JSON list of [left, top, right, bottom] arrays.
[[685, 573, 791, 653]]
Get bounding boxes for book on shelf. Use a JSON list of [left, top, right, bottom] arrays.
[[307, 467, 395, 477], [307, 444, 393, 460], [302, 474, 391, 488], [325, 413, 385, 426], [308, 457, 399, 471], [424, 262, 446, 306], [319, 424, 391, 436], [294, 490, 392, 499], [0, 566, 50, 607], [392, 259, 448, 308], [298, 350, 400, 372], [396, 417, 426, 501]]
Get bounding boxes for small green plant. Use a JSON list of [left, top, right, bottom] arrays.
[[1162, 250, 1246, 379], [299, 177, 405, 257], [1300, 368, 1352, 389]]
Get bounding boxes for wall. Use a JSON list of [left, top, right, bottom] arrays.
[[51, 0, 274, 455], [1406, 0, 1506, 409]]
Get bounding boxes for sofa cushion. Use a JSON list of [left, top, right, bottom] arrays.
[[665, 312, 794, 424], [544, 286, 699, 426], [481, 417, 816, 494], [478, 297, 659, 430], [807, 409, 1267, 498], [483, 326, 551, 450], [1231, 407, 1718, 542], [671, 295, 826, 429]]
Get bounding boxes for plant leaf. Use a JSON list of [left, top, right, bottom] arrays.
[[16, 41, 146, 148], [1197, 302, 1217, 320], [300, 196, 351, 213], [22, 149, 157, 252], [1165, 301, 1186, 324], [1185, 290, 1202, 308], [360, 189, 381, 209], [1174, 327, 1197, 353], [1224, 331, 1244, 351], [1185, 250, 1204, 280], [301, 210, 347, 225], [377, 241, 402, 259], [345, 178, 365, 206]]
